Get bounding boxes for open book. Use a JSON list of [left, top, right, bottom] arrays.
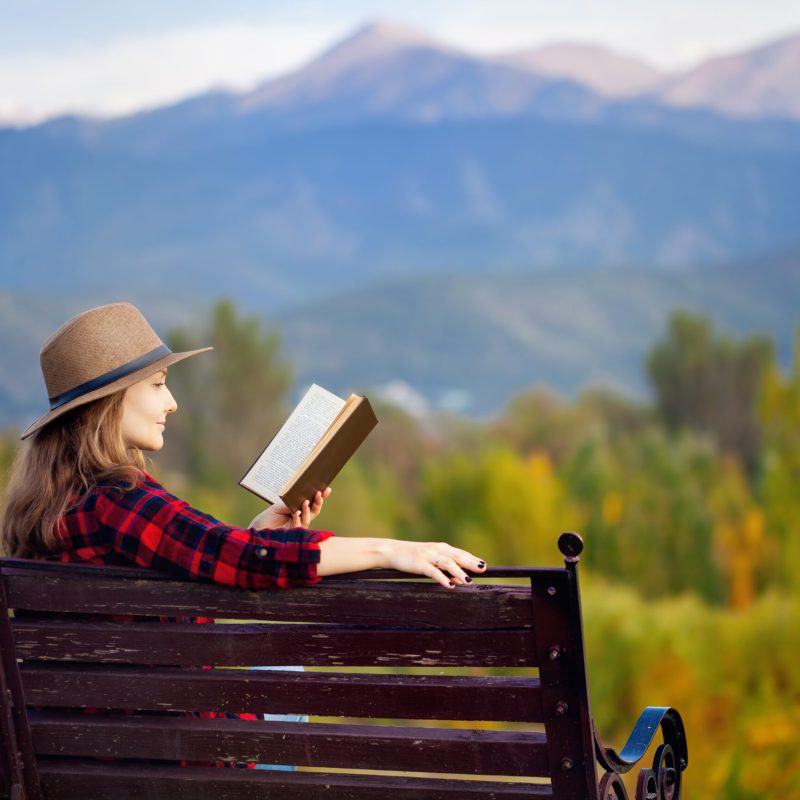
[[239, 383, 378, 512]]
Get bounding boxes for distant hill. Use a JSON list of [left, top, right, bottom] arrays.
[[2, 251, 798, 426], [276, 250, 800, 415]]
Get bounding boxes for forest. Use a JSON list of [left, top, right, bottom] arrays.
[[2, 300, 798, 799]]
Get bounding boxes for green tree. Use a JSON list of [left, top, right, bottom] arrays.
[[494, 386, 649, 469], [156, 299, 292, 496], [759, 331, 800, 593], [565, 425, 727, 602], [647, 311, 772, 474]]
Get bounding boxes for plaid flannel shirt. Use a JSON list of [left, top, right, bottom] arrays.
[[54, 471, 333, 589]]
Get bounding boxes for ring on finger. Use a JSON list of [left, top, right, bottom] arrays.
[[434, 554, 446, 569]]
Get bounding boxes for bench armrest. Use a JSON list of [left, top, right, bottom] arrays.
[[595, 706, 688, 775]]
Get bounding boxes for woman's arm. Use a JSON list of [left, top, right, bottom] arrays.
[[93, 479, 332, 590], [250, 488, 486, 588], [317, 536, 485, 589]]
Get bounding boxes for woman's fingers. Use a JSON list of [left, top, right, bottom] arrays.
[[424, 559, 456, 589], [303, 488, 332, 526], [405, 544, 479, 588], [309, 490, 325, 515], [442, 546, 485, 574], [432, 554, 470, 586], [427, 544, 487, 586], [453, 547, 487, 574]]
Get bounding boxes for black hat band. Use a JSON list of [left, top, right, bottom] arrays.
[[48, 344, 172, 410]]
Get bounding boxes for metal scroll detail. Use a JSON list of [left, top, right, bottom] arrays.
[[599, 742, 683, 800], [599, 771, 629, 799], [650, 743, 681, 800], [595, 706, 688, 776]]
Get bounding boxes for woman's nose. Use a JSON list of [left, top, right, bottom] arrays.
[[165, 389, 178, 414]]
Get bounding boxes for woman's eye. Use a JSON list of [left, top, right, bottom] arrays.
[[154, 382, 166, 388]]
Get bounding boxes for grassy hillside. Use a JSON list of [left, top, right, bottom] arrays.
[[278, 253, 800, 414]]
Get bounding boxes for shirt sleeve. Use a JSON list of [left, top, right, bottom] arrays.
[[91, 477, 334, 590]]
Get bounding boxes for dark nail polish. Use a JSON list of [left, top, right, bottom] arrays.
[[464, 576, 473, 583], [448, 581, 455, 588], [477, 561, 486, 569]]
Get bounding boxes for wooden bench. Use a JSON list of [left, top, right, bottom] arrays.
[[0, 532, 688, 800]]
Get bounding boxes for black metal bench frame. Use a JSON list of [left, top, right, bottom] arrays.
[[0, 532, 687, 799]]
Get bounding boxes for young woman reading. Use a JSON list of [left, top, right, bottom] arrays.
[[1, 302, 485, 588]]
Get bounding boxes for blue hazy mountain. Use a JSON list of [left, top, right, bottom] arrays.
[[1, 22, 800, 311], [1, 117, 798, 307]]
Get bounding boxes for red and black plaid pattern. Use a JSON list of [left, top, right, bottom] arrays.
[[54, 471, 333, 589]]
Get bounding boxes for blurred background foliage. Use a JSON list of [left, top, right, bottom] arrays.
[[1, 298, 798, 798]]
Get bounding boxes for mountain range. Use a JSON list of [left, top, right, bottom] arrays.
[[1, 21, 799, 423], [2, 23, 799, 304]]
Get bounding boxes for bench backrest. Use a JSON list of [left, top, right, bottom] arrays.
[[0, 534, 600, 800]]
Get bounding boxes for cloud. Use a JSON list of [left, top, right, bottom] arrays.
[[0, 21, 347, 124]]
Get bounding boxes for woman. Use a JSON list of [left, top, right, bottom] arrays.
[[1, 302, 485, 587]]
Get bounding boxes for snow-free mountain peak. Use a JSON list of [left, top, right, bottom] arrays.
[[657, 31, 800, 118], [501, 42, 663, 97]]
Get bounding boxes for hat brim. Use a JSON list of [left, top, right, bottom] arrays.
[[21, 346, 212, 440]]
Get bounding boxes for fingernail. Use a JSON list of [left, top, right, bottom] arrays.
[[448, 581, 455, 588], [477, 561, 486, 569], [464, 576, 473, 583]]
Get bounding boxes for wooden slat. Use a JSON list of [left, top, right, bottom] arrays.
[[30, 713, 549, 777], [12, 620, 537, 667], [3, 573, 533, 628], [37, 759, 554, 799], [21, 664, 544, 722]]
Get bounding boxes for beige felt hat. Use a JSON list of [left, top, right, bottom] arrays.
[[21, 303, 211, 440]]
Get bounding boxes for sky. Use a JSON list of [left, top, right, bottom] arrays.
[[2, 0, 799, 123]]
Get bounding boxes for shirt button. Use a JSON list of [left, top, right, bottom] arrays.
[[257, 547, 268, 558]]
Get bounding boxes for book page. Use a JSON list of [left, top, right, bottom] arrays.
[[294, 394, 359, 475], [241, 384, 345, 501]]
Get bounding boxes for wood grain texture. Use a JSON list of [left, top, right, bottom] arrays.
[[4, 573, 534, 628], [21, 664, 544, 721], [12, 620, 536, 667], [37, 759, 554, 799], [31, 713, 549, 776]]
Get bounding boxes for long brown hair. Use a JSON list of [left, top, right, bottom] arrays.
[[1, 391, 144, 558]]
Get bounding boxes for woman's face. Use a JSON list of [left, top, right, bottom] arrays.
[[120, 369, 177, 451]]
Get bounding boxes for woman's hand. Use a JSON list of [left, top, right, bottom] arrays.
[[377, 540, 486, 589], [249, 488, 331, 530]]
